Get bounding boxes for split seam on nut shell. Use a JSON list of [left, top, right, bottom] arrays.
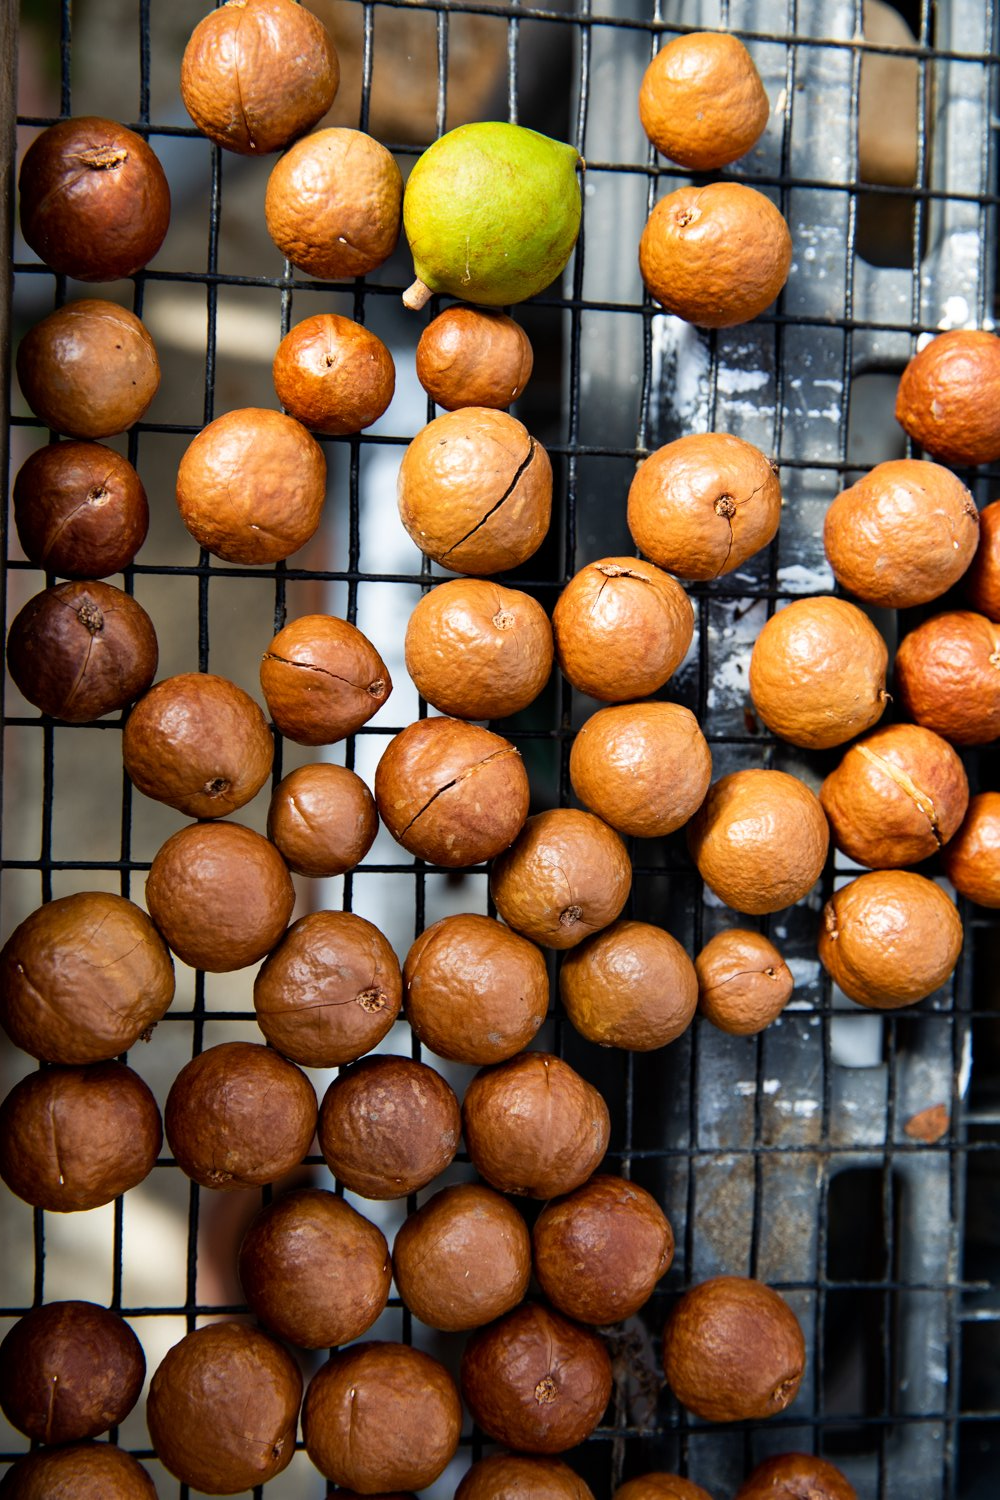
[[401, 746, 523, 838], [441, 438, 539, 558], [855, 743, 943, 846]]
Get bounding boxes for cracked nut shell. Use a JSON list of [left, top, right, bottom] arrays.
[[895, 328, 1000, 466], [818, 869, 963, 1009], [695, 929, 793, 1035], [615, 1476, 715, 1500], [941, 791, 1000, 907], [0, 1444, 157, 1499], [964, 496, 1000, 619], [267, 762, 378, 877], [416, 307, 534, 411], [559, 918, 698, 1051], [13, 440, 148, 577], [0, 1301, 144, 1444], [553, 557, 694, 701], [265, 127, 401, 277], [260, 613, 391, 745], [458, 1454, 595, 1499], [490, 808, 632, 950], [318, 1053, 460, 1199], [569, 702, 711, 837], [894, 610, 1000, 746], [273, 313, 395, 433], [16, 299, 160, 439], [639, 31, 769, 170], [734, 1453, 857, 1500], [397, 407, 552, 575]]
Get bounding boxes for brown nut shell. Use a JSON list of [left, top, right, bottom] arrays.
[[6, 580, 158, 722], [253, 909, 401, 1066], [260, 613, 391, 745], [392, 1182, 531, 1331], [0, 1444, 157, 1499], [238, 1187, 391, 1349], [663, 1275, 805, 1422], [457, 1454, 596, 1499], [895, 329, 1000, 466], [146, 1322, 302, 1494], [417, 307, 534, 411], [405, 577, 554, 719], [894, 610, 1000, 746], [397, 407, 552, 575], [560, 919, 698, 1051], [490, 808, 632, 950], [639, 184, 791, 329], [734, 1453, 857, 1500], [627, 433, 782, 581], [266, 761, 378, 877], [302, 1341, 461, 1493], [265, 128, 401, 277], [940, 791, 1000, 907], [552, 557, 694, 701], [687, 769, 830, 915], [0, 1061, 162, 1212], [13, 440, 148, 577], [273, 313, 395, 433], [318, 1054, 460, 1199], [818, 869, 963, 1009], [403, 912, 549, 1065], [16, 299, 160, 439], [375, 716, 529, 867], [748, 596, 889, 750], [569, 702, 711, 837], [0, 1302, 145, 1443], [615, 1477, 715, 1500], [533, 1174, 674, 1325], [964, 496, 1000, 619], [639, 32, 768, 169], [461, 1301, 612, 1454], [695, 929, 793, 1035], [462, 1050, 610, 1199], [180, 0, 340, 155]]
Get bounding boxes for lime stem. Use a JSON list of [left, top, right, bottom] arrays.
[[403, 277, 433, 311]]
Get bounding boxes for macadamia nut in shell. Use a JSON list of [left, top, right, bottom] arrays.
[[818, 869, 962, 1009]]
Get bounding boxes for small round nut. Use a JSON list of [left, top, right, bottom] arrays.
[[559, 919, 698, 1051], [895, 328, 1000, 466], [552, 557, 694, 701], [12, 440, 148, 578], [941, 791, 1000, 907], [964, 496, 1000, 619], [490, 808, 632, 949], [0, 1303, 144, 1444], [818, 869, 963, 1009], [265, 127, 401, 277], [458, 1455, 596, 1500], [570, 701, 711, 836], [695, 929, 793, 1035], [416, 306, 534, 411], [16, 299, 160, 439], [266, 762, 378, 877], [260, 614, 391, 745], [734, 1453, 857, 1500], [639, 31, 769, 170], [0, 1445, 157, 1499], [894, 610, 1000, 746], [273, 313, 395, 433], [615, 1476, 715, 1500]]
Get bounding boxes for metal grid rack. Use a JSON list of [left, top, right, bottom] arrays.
[[1, 1, 999, 1497]]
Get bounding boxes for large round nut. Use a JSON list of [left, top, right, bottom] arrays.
[[895, 328, 1000, 466], [735, 1453, 857, 1500], [552, 557, 694, 701], [639, 31, 769, 169], [818, 869, 963, 1009], [458, 1455, 596, 1499], [615, 1477, 715, 1500], [12, 440, 148, 578], [392, 1182, 531, 1331], [318, 1054, 460, 1199], [941, 791, 1000, 907], [490, 808, 632, 950], [16, 300, 160, 439], [559, 919, 698, 1051], [0, 1302, 145, 1444], [265, 128, 401, 277], [964, 496, 1000, 619], [417, 306, 534, 411], [0, 1445, 157, 1499], [695, 929, 793, 1035], [273, 313, 395, 434], [267, 762, 378, 877], [260, 613, 391, 745], [569, 702, 711, 837], [894, 610, 1000, 746]]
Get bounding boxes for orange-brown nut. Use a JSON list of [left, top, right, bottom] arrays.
[[318, 1054, 461, 1199], [267, 762, 378, 877], [639, 32, 769, 169], [639, 183, 792, 329], [627, 433, 782, 581], [403, 912, 549, 1065], [253, 910, 401, 1067], [533, 1174, 674, 1324], [176, 407, 327, 565], [695, 929, 793, 1035], [748, 596, 890, 749], [940, 791, 1000, 907], [0, 1444, 157, 1499], [734, 1453, 857, 1500], [687, 769, 830, 915], [265, 128, 401, 278], [458, 1455, 595, 1499], [490, 808, 632, 949], [663, 1276, 805, 1423], [559, 919, 698, 1051], [374, 716, 529, 867], [392, 1182, 531, 1331], [552, 557, 694, 701], [0, 1301, 145, 1443], [260, 613, 391, 745], [405, 578, 554, 719], [569, 702, 711, 836], [964, 497, 1000, 619], [397, 407, 552, 575], [16, 299, 160, 439], [895, 329, 1000, 466], [894, 610, 1000, 746], [416, 307, 534, 411], [462, 1050, 610, 1198], [616, 1475, 715, 1500], [819, 869, 963, 1008], [273, 314, 395, 434], [823, 459, 979, 607], [12, 440, 148, 578], [819, 723, 969, 868]]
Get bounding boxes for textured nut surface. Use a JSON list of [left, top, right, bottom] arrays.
[[392, 1182, 531, 1331], [417, 306, 534, 410], [265, 128, 401, 277], [941, 791, 1000, 907], [12, 440, 148, 578], [0, 1444, 157, 1499], [695, 929, 793, 1035], [894, 610, 1000, 746], [490, 808, 632, 949], [895, 328, 1000, 466], [16, 299, 160, 439], [569, 701, 711, 837], [267, 761, 378, 877], [964, 496, 1000, 619], [260, 613, 391, 745], [615, 1477, 715, 1500], [818, 869, 963, 1009], [559, 919, 698, 1051], [318, 1053, 460, 1199], [639, 31, 769, 169], [457, 1454, 596, 1499], [552, 557, 694, 700], [0, 1302, 145, 1444], [273, 313, 395, 433], [734, 1452, 857, 1500]]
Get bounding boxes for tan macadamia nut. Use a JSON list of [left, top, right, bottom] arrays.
[[461, 1301, 612, 1454], [894, 610, 1000, 745], [176, 406, 327, 565], [818, 869, 963, 1009], [397, 407, 552, 574], [165, 1041, 317, 1190], [819, 723, 969, 868], [253, 909, 401, 1067], [639, 183, 792, 328], [965, 496, 1000, 619], [238, 1187, 391, 1349], [458, 1454, 596, 1499], [695, 929, 793, 1035], [375, 716, 529, 866], [570, 702, 711, 836], [416, 306, 534, 410], [318, 1054, 460, 1199], [392, 1182, 531, 1331], [146, 1322, 301, 1494], [405, 577, 554, 719], [462, 1050, 610, 1198], [533, 1174, 674, 1324], [0, 1444, 157, 1499], [687, 769, 830, 915], [265, 128, 401, 277], [615, 1476, 715, 1500], [6, 580, 158, 722], [13, 441, 148, 578], [0, 1302, 145, 1444], [16, 299, 160, 439], [273, 313, 395, 433], [302, 1342, 461, 1493], [734, 1453, 857, 1500], [895, 328, 1000, 466], [0, 1061, 162, 1212], [490, 808, 632, 949], [552, 557, 694, 702], [627, 432, 782, 581], [260, 613, 391, 745], [663, 1276, 806, 1422], [941, 791, 1000, 906], [748, 596, 889, 749], [144, 820, 294, 972], [0, 890, 174, 1064], [123, 672, 273, 818], [639, 32, 769, 169], [403, 912, 549, 1064], [181, 0, 340, 155], [560, 919, 698, 1051], [267, 762, 378, 877]]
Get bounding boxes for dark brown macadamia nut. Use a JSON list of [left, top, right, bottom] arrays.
[[818, 869, 963, 1009], [260, 613, 391, 744], [267, 761, 378, 877], [941, 791, 1000, 907], [490, 808, 632, 949], [416, 306, 534, 411], [16, 299, 160, 439], [265, 128, 401, 277], [695, 929, 793, 1035], [458, 1455, 596, 1499], [273, 313, 395, 433], [392, 1182, 531, 1331], [13, 441, 148, 577], [553, 557, 693, 703], [734, 1453, 857, 1500], [318, 1054, 460, 1199], [895, 328, 1000, 467], [687, 769, 829, 915], [0, 1444, 158, 1499], [615, 1474, 715, 1500], [0, 1302, 145, 1443], [559, 919, 698, 1051], [570, 702, 711, 837], [894, 610, 1000, 746]]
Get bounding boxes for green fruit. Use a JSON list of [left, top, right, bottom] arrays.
[[402, 122, 582, 309]]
